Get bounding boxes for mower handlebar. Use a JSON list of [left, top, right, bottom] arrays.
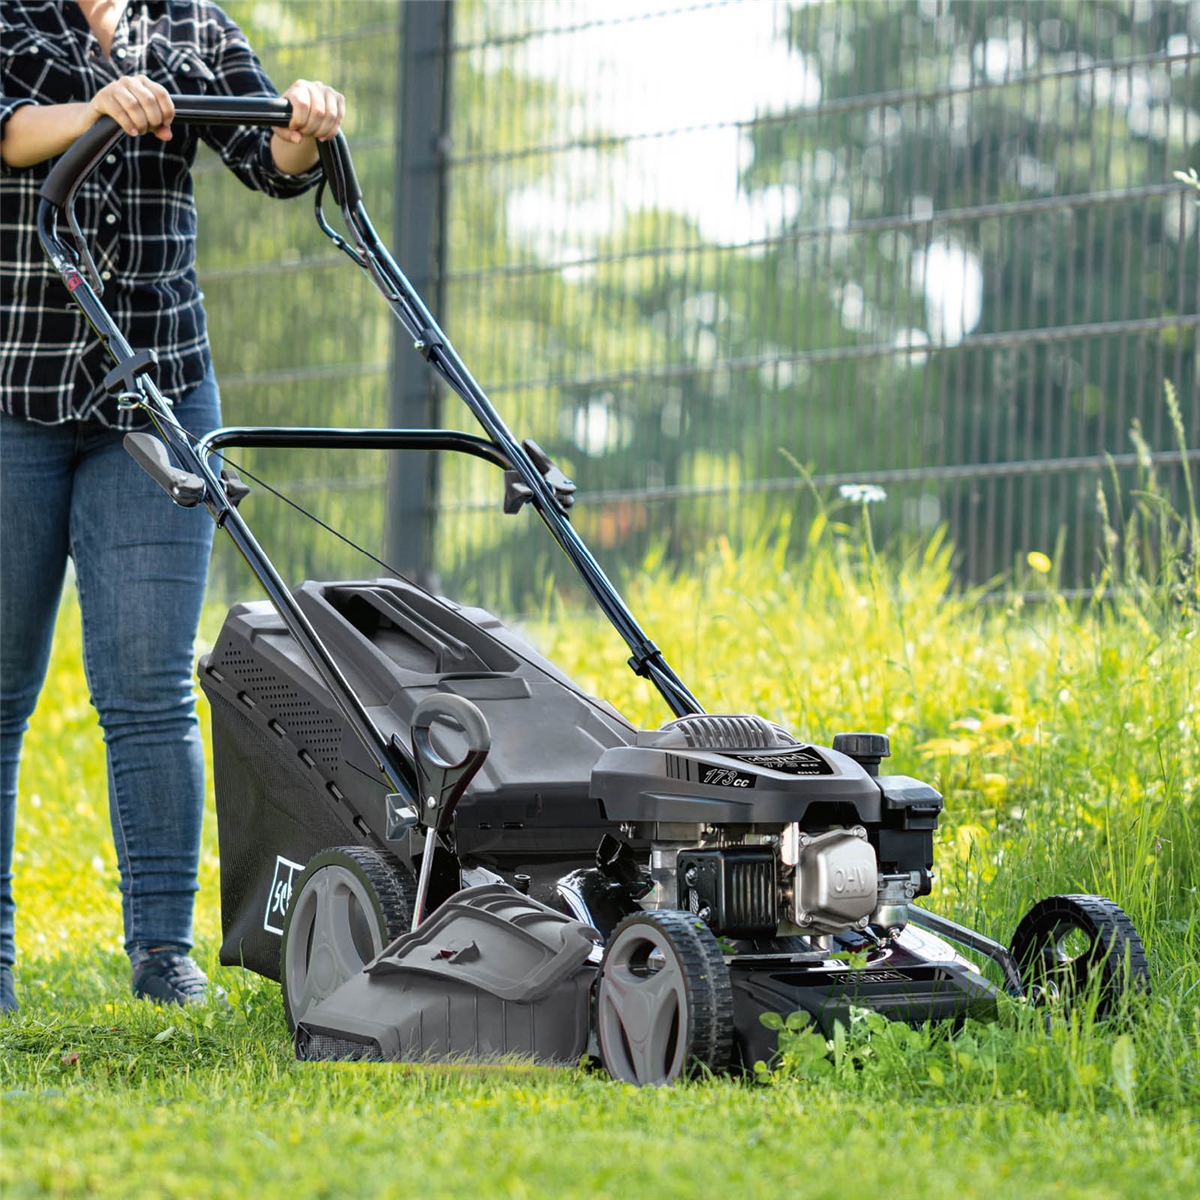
[[39, 95, 361, 212], [34, 94, 697, 721]]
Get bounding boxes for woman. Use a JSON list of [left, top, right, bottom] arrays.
[[0, 0, 344, 1009]]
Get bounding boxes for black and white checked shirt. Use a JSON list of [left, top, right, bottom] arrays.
[[1, 1, 320, 427]]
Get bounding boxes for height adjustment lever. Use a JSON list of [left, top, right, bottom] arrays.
[[123, 432, 206, 508], [503, 438, 577, 514], [405, 694, 491, 928]]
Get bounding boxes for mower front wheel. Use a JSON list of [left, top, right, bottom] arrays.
[[1010, 893, 1149, 1017], [596, 910, 734, 1086], [280, 846, 416, 1031]]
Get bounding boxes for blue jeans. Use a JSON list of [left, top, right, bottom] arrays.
[[0, 371, 220, 968]]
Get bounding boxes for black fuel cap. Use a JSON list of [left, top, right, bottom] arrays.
[[832, 731, 891, 764]]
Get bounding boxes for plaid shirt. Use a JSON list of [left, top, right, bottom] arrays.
[[1, 0, 320, 427]]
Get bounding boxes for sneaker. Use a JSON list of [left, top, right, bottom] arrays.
[[0, 965, 16, 1014], [131, 952, 225, 1007]]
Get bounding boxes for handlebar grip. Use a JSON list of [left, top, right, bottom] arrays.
[[39, 96, 295, 210], [318, 135, 362, 210], [39, 116, 122, 209], [171, 95, 292, 125]]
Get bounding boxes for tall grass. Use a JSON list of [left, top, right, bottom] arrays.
[[529, 404, 1199, 1117]]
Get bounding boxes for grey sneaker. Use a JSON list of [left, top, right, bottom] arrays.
[[131, 952, 225, 1007]]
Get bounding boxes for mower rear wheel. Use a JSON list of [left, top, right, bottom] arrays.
[[280, 846, 416, 1031], [1010, 893, 1149, 1016], [596, 910, 733, 1085]]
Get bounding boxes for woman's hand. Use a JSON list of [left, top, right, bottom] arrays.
[[0, 75, 174, 167], [269, 79, 345, 175], [275, 79, 345, 144], [87, 74, 175, 140]]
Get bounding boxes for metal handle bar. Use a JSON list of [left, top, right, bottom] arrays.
[[40, 95, 360, 212], [312, 140, 704, 717]]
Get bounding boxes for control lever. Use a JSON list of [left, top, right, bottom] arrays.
[[123, 432, 205, 507], [404, 694, 491, 929], [503, 438, 577, 514]]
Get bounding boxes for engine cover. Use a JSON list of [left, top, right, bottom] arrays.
[[789, 826, 879, 933], [591, 715, 884, 828]]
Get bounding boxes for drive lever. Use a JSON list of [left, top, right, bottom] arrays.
[[124, 432, 205, 507]]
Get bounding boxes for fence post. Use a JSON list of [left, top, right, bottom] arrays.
[[386, 0, 452, 585]]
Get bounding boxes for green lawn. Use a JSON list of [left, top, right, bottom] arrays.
[[3, 499, 1199, 1198]]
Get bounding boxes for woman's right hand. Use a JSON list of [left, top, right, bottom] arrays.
[[1, 76, 174, 168], [86, 74, 174, 140]]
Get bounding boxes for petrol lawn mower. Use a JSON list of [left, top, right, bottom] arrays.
[[39, 97, 1150, 1084]]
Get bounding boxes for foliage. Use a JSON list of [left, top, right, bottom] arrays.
[[755, 1000, 1196, 1121]]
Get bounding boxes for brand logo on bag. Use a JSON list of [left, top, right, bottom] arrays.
[[263, 856, 304, 935]]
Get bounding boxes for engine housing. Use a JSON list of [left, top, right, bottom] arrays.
[[590, 713, 942, 939]]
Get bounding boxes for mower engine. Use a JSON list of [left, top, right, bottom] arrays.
[[589, 714, 940, 942]]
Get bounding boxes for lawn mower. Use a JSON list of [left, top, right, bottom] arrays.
[[39, 98, 1150, 1084]]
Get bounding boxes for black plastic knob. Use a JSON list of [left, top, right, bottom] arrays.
[[832, 732, 891, 775]]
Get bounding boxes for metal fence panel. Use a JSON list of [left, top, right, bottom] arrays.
[[197, 1, 1200, 610], [195, 1, 402, 600]]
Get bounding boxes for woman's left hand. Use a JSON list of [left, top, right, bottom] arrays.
[[276, 79, 345, 144]]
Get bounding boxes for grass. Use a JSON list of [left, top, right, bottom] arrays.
[[3, 454, 1199, 1197]]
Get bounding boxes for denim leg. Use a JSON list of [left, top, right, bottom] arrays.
[[69, 373, 221, 958], [0, 416, 75, 968]]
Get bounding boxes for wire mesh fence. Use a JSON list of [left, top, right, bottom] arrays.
[[195, 1, 401, 601], [197, 0, 1200, 611]]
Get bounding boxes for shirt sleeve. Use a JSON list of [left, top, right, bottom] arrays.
[[198, 6, 322, 199]]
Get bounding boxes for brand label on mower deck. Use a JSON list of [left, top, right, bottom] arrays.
[[733, 747, 834, 776], [263, 855, 305, 935], [822, 968, 909, 986]]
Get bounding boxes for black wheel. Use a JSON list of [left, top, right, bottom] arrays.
[[596, 910, 734, 1086], [1010, 894, 1149, 1016], [280, 846, 416, 1031]]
